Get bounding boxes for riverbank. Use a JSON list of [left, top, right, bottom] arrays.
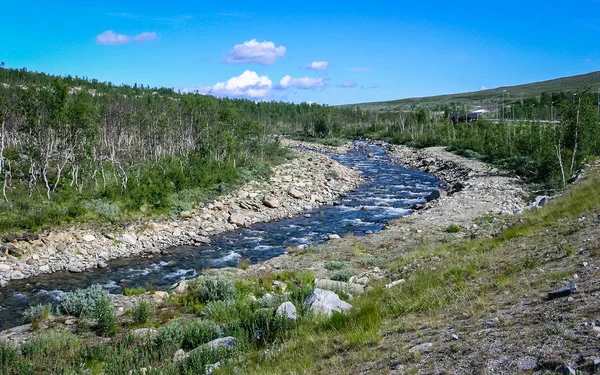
[[0, 143, 362, 286]]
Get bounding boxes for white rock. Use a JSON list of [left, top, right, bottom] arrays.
[[408, 342, 433, 353], [122, 233, 137, 245], [276, 301, 298, 320], [385, 279, 406, 288], [288, 188, 305, 199], [82, 234, 96, 242], [10, 270, 25, 280], [173, 349, 186, 362], [39, 265, 50, 273], [303, 288, 352, 317], [0, 264, 11, 272], [328, 234, 341, 240]]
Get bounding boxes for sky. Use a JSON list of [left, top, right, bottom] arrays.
[[1, 0, 600, 105]]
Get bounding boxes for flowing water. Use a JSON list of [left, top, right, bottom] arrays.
[[0, 142, 442, 331]]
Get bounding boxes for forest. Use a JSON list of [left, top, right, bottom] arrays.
[[0, 67, 599, 232]]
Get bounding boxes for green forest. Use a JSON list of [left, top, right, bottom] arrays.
[[1, 67, 599, 233]]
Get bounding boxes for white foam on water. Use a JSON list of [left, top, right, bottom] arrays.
[[35, 289, 67, 300], [0, 306, 5, 312], [242, 236, 263, 243], [162, 269, 198, 281], [253, 245, 276, 251], [103, 281, 120, 290], [12, 292, 28, 301], [213, 251, 242, 264]]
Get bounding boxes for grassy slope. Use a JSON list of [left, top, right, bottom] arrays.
[[349, 70, 600, 110]]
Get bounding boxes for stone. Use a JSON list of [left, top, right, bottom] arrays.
[[228, 211, 248, 227], [2, 243, 22, 257], [451, 333, 459, 341], [315, 279, 365, 294], [288, 188, 305, 199], [97, 261, 108, 269], [408, 342, 433, 353], [172, 279, 189, 294], [172, 228, 183, 237], [204, 336, 237, 350], [263, 195, 280, 208], [56, 243, 67, 252], [173, 349, 186, 362], [0, 279, 7, 288], [517, 356, 538, 371], [179, 211, 194, 219], [10, 270, 25, 280], [303, 288, 352, 317], [368, 153, 374, 158], [132, 328, 158, 338], [206, 362, 221, 375], [0, 264, 10, 272], [452, 182, 465, 192], [426, 190, 441, 202], [548, 284, 577, 300], [82, 234, 96, 242], [276, 301, 297, 320], [533, 195, 549, 207], [328, 234, 341, 240], [556, 365, 576, 375], [39, 265, 50, 273], [122, 233, 137, 245], [385, 279, 406, 288]]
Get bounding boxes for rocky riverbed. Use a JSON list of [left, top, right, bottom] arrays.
[[0, 145, 362, 286]]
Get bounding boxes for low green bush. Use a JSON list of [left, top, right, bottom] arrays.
[[188, 274, 236, 304], [331, 269, 356, 282], [324, 261, 347, 271], [132, 301, 152, 325], [22, 304, 52, 323], [156, 319, 223, 351], [58, 284, 110, 317]]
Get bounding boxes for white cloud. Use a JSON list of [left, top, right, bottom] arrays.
[[307, 61, 329, 71], [279, 75, 326, 89], [133, 32, 159, 43], [480, 85, 489, 90], [186, 70, 273, 98], [96, 30, 158, 45], [338, 82, 357, 88], [96, 30, 131, 45], [226, 39, 286, 65]]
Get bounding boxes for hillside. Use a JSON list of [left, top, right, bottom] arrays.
[[350, 70, 600, 111]]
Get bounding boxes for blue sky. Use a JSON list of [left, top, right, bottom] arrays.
[[1, 0, 599, 105]]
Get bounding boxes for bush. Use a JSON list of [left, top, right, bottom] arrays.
[[94, 296, 117, 335], [58, 285, 110, 317], [83, 199, 120, 222], [156, 319, 223, 351], [324, 261, 347, 271], [445, 224, 461, 233], [244, 308, 293, 346], [22, 304, 52, 323], [188, 274, 235, 304], [123, 287, 146, 296], [331, 269, 356, 282], [132, 301, 152, 325]]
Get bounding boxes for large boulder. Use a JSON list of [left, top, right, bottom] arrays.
[[276, 301, 297, 320], [303, 288, 352, 317], [122, 233, 137, 245], [228, 211, 248, 227], [263, 195, 280, 208], [315, 279, 365, 295]]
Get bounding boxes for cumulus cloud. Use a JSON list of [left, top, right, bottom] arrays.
[[226, 39, 286, 65], [133, 32, 159, 43], [348, 67, 371, 72], [338, 82, 357, 88], [307, 61, 329, 71], [96, 30, 158, 45], [278, 75, 326, 89], [96, 30, 131, 45], [480, 85, 489, 90], [185, 70, 273, 99]]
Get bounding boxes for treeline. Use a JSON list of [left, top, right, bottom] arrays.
[[345, 90, 600, 188], [0, 68, 381, 231]]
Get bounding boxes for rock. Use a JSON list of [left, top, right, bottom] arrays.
[[179, 211, 194, 219], [451, 182, 465, 192], [556, 365, 576, 375], [425, 190, 441, 202], [0, 264, 10, 272], [132, 328, 158, 338], [368, 153, 374, 158], [276, 302, 297, 320], [533, 195, 549, 207], [328, 234, 341, 240], [39, 265, 50, 273], [82, 234, 95, 242], [2, 243, 22, 257], [10, 271, 25, 280], [172, 228, 183, 237], [97, 261, 108, 269], [228, 211, 248, 227], [315, 279, 365, 294], [122, 233, 137, 245], [408, 342, 433, 353], [0, 279, 7, 287], [288, 188, 305, 199], [205, 336, 237, 350], [303, 288, 352, 317], [517, 356, 538, 371], [153, 291, 169, 301], [548, 284, 577, 300], [173, 349, 186, 362], [263, 195, 280, 208], [172, 280, 189, 294], [451, 333, 459, 341], [385, 279, 406, 288]]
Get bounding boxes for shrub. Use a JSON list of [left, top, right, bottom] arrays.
[[237, 258, 250, 270], [123, 287, 146, 296], [324, 261, 347, 271], [445, 224, 461, 233], [358, 256, 377, 267], [243, 308, 293, 346], [83, 199, 120, 222], [22, 304, 52, 323], [188, 274, 235, 304], [94, 296, 117, 336], [156, 319, 223, 351], [58, 285, 110, 317], [132, 301, 152, 325], [331, 269, 356, 282]]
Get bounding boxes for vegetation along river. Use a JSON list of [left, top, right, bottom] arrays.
[[0, 142, 442, 331]]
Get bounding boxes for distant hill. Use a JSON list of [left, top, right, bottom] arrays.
[[348, 70, 600, 111]]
